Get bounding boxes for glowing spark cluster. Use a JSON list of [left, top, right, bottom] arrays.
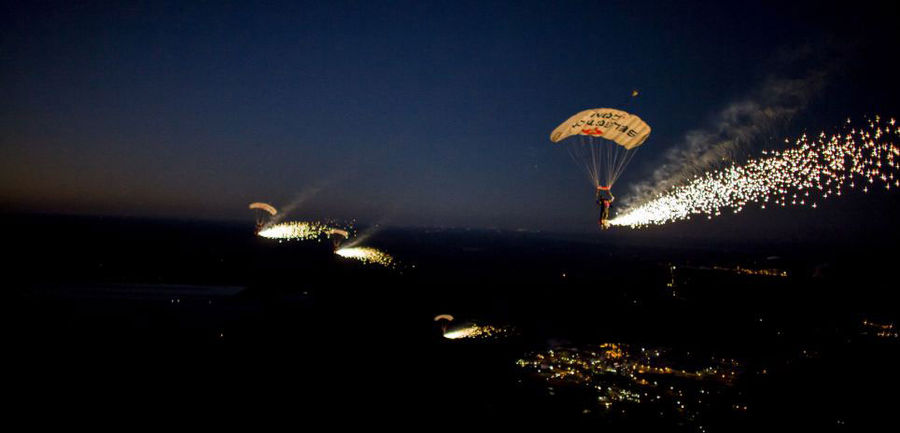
[[443, 323, 514, 340], [257, 221, 336, 241], [613, 116, 900, 228], [335, 247, 395, 267]]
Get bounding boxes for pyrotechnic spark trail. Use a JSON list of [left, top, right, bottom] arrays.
[[435, 315, 516, 340], [335, 247, 395, 267], [612, 117, 900, 228], [257, 221, 337, 241], [443, 323, 514, 340]]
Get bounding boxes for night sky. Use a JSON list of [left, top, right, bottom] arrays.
[[3, 1, 899, 232]]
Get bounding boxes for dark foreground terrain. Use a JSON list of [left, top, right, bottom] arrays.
[[5, 214, 899, 430]]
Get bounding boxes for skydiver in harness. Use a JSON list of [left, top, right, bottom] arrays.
[[596, 185, 614, 230]]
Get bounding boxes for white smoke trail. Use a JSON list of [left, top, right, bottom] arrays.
[[264, 185, 324, 227], [622, 68, 829, 212]]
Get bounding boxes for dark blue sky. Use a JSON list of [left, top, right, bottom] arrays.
[[3, 1, 898, 231]]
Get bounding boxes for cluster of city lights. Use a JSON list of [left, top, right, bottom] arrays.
[[334, 246, 395, 267], [713, 266, 788, 278], [861, 319, 899, 339], [517, 343, 743, 426], [612, 117, 900, 228]]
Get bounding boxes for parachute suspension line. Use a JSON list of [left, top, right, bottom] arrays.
[[568, 136, 598, 187], [610, 140, 624, 187], [611, 147, 640, 187], [601, 139, 617, 188], [619, 144, 628, 185], [590, 136, 600, 186], [571, 136, 640, 189], [581, 136, 597, 185], [610, 149, 624, 186], [590, 136, 601, 186], [571, 136, 642, 189], [604, 138, 613, 188]]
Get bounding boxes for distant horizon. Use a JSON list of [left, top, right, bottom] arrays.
[[3, 1, 899, 235]]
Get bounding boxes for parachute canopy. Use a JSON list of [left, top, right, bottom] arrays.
[[550, 108, 651, 188], [550, 108, 651, 149], [328, 228, 349, 238], [248, 202, 278, 216], [433, 314, 455, 322]]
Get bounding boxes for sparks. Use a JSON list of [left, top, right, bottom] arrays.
[[334, 246, 395, 267], [257, 221, 336, 241], [612, 116, 899, 228], [442, 323, 513, 340]]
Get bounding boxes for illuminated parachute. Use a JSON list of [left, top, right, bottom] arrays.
[[434, 314, 454, 332], [550, 108, 651, 189], [248, 202, 278, 216], [249, 202, 278, 232], [327, 228, 350, 248], [328, 228, 349, 238]]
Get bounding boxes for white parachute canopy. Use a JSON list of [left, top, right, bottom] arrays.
[[248, 202, 278, 216], [550, 108, 651, 188]]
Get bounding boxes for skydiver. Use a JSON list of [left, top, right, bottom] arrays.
[[596, 186, 614, 230]]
